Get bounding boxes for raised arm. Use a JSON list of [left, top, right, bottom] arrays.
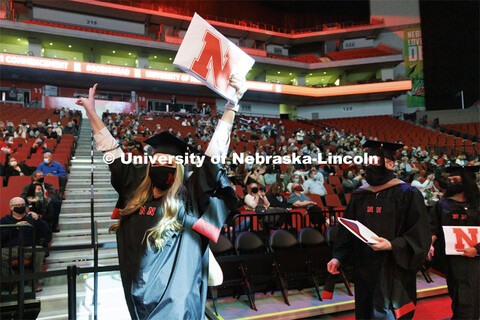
[[76, 84, 123, 160], [205, 74, 247, 158]]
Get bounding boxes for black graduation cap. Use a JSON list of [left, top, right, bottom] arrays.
[[144, 131, 200, 156], [445, 165, 480, 179], [362, 140, 404, 160]]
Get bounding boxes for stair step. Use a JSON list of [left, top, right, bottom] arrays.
[[45, 258, 119, 271], [51, 234, 116, 247], [60, 211, 113, 218], [46, 248, 117, 264], [52, 227, 111, 237]]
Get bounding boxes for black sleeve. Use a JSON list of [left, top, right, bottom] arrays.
[[429, 201, 442, 238], [391, 187, 431, 272], [332, 194, 357, 263]]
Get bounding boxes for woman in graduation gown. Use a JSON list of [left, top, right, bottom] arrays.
[[327, 140, 431, 319], [76, 77, 246, 320], [429, 166, 480, 319]]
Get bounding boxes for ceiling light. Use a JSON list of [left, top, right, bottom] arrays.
[[54, 55, 57, 58], [50, 43, 53, 45], [3, 49, 6, 52], [128, 52, 131, 55], [74, 57, 77, 60], [323, 71, 326, 74], [154, 56, 157, 58], [169, 57, 172, 60], [306, 80, 309, 83], [277, 71, 281, 74], [68, 45, 72, 48], [322, 78, 324, 81], [17, 38, 21, 41], [113, 50, 116, 53], [165, 68, 168, 70], [107, 61, 110, 63], [289, 72, 292, 75], [309, 73, 312, 76]]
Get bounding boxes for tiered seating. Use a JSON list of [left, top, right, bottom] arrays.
[[22, 20, 153, 41], [440, 122, 479, 141], [325, 44, 399, 61], [321, 115, 478, 156], [267, 54, 321, 63], [0, 104, 79, 214]]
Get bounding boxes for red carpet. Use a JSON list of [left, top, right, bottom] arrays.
[[328, 296, 452, 320]]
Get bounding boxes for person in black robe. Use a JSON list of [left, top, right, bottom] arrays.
[[429, 165, 480, 319], [76, 77, 246, 319], [328, 140, 431, 319]]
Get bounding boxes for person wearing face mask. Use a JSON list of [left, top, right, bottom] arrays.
[[76, 77, 246, 319], [303, 169, 327, 196], [1, 197, 51, 292], [4, 157, 35, 183], [287, 183, 316, 208], [429, 165, 480, 320], [342, 169, 362, 194], [244, 182, 270, 211], [36, 152, 67, 198], [328, 140, 430, 319], [0, 135, 16, 154], [23, 183, 53, 223]]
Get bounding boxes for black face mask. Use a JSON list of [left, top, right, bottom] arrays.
[[446, 182, 464, 196], [251, 187, 259, 194], [13, 206, 26, 214], [149, 166, 176, 191], [37, 177, 44, 183], [365, 165, 395, 186]]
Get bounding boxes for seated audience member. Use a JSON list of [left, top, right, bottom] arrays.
[[288, 183, 316, 208], [246, 164, 266, 186], [0, 135, 16, 154], [62, 122, 78, 136], [45, 125, 58, 140], [266, 182, 289, 209], [23, 183, 53, 225], [1, 197, 51, 291], [411, 173, 439, 199], [21, 171, 61, 232], [282, 164, 296, 186], [244, 182, 270, 211], [37, 152, 67, 196], [342, 169, 362, 193], [30, 138, 51, 155], [4, 156, 35, 183], [286, 174, 301, 192], [303, 169, 327, 196], [263, 165, 277, 185]]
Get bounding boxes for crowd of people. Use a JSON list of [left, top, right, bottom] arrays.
[[0, 110, 79, 292]]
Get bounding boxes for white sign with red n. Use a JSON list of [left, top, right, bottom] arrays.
[[442, 226, 480, 255], [173, 13, 255, 104]]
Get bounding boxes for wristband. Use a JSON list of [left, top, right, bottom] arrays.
[[225, 101, 239, 112]]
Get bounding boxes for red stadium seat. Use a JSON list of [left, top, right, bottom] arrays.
[[7, 176, 32, 188]]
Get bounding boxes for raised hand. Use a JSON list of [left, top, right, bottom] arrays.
[[229, 74, 247, 101], [75, 83, 98, 114]]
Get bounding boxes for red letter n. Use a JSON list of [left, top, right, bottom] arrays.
[[453, 228, 478, 250], [191, 30, 232, 93]]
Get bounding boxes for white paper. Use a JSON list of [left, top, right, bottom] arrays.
[[442, 226, 480, 255], [173, 13, 255, 104], [338, 217, 379, 244]]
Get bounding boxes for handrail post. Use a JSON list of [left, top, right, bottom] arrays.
[[67, 265, 78, 320], [93, 221, 99, 320], [17, 228, 25, 319]]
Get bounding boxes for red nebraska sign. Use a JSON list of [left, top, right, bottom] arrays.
[[173, 13, 255, 104], [443, 226, 480, 255]]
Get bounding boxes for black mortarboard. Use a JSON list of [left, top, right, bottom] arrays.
[[144, 131, 200, 156], [362, 140, 404, 160], [445, 165, 480, 179]]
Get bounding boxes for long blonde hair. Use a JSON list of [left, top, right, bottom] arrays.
[[110, 163, 185, 250]]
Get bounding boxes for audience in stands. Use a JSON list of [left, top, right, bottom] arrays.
[[265, 182, 289, 209], [288, 183, 316, 208], [342, 169, 362, 193], [302, 169, 327, 196], [20, 171, 62, 232], [244, 183, 270, 211], [4, 156, 35, 183], [1, 197, 51, 292], [30, 138, 51, 155]]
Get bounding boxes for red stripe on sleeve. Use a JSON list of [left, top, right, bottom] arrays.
[[111, 208, 121, 219], [394, 301, 415, 319], [192, 218, 221, 243]]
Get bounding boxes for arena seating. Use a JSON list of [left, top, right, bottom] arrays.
[[325, 44, 400, 61], [440, 122, 479, 141], [22, 20, 153, 41]]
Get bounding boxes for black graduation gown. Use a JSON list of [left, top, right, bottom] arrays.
[[109, 157, 236, 319], [429, 199, 480, 320], [333, 181, 431, 319]]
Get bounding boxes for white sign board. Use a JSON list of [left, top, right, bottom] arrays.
[[173, 13, 255, 104], [442, 226, 480, 255]]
